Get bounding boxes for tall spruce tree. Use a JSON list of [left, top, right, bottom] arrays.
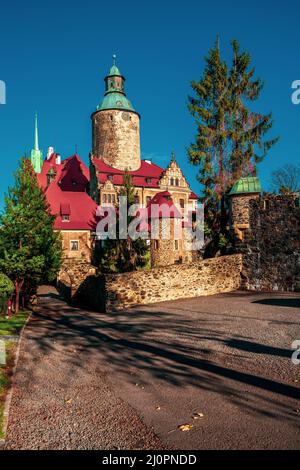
[[0, 158, 62, 312], [188, 39, 278, 256]]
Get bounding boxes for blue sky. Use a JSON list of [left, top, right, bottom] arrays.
[[0, 0, 299, 207]]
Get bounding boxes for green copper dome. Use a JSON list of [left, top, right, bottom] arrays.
[[229, 176, 262, 195], [97, 92, 135, 112], [96, 54, 136, 113]]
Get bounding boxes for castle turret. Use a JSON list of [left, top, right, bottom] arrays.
[[91, 55, 141, 171], [30, 113, 43, 173], [229, 176, 261, 240]]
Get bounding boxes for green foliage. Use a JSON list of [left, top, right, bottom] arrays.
[[0, 158, 62, 309], [188, 38, 278, 256], [99, 172, 149, 273], [0, 273, 14, 300]]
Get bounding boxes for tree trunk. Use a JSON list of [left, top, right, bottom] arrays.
[[14, 279, 24, 313]]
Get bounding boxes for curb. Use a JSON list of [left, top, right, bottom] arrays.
[[0, 311, 32, 449]]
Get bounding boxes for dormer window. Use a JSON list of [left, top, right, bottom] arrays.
[[146, 177, 152, 184], [60, 203, 71, 222], [108, 175, 113, 181], [47, 167, 56, 186]]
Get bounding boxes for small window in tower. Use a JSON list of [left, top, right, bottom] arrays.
[[175, 178, 179, 186], [179, 199, 184, 209], [170, 178, 174, 186], [70, 240, 79, 251], [107, 194, 112, 203]]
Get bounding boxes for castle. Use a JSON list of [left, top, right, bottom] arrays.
[[29, 56, 300, 303], [31, 56, 198, 267]]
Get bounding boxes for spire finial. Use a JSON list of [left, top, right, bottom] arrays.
[[34, 112, 39, 151], [112, 53, 117, 66], [171, 150, 175, 161]]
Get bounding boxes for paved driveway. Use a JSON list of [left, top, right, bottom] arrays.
[[5, 289, 300, 449]]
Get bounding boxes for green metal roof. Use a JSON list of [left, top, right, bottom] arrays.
[[96, 54, 136, 113], [108, 54, 121, 76], [229, 176, 262, 195], [108, 64, 121, 76], [96, 91, 135, 112]]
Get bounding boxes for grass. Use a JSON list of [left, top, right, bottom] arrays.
[[0, 310, 30, 336], [0, 341, 16, 439], [0, 310, 30, 439]]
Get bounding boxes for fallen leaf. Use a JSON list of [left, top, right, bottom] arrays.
[[65, 398, 73, 405], [192, 412, 204, 420], [156, 406, 161, 411], [178, 424, 193, 432]]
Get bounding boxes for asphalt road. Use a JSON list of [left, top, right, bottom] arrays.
[[4, 288, 300, 450]]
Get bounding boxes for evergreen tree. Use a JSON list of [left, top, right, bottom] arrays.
[[228, 40, 278, 182], [99, 172, 149, 273], [188, 39, 278, 256], [0, 158, 62, 312]]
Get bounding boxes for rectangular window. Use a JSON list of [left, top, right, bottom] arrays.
[[175, 240, 179, 250], [70, 240, 79, 251], [103, 194, 107, 203], [108, 194, 112, 203]]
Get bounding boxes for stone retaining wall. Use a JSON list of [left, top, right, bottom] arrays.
[[105, 254, 242, 311]]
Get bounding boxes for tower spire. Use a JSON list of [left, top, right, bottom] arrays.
[[30, 112, 43, 173], [34, 112, 39, 150]]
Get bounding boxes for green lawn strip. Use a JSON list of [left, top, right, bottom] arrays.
[[0, 310, 30, 336], [0, 341, 16, 439], [0, 310, 30, 439]]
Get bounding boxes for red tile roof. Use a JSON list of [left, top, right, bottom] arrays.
[[93, 158, 164, 188], [147, 191, 182, 219], [38, 154, 97, 231]]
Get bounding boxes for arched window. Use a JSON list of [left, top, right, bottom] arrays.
[[170, 178, 174, 186], [175, 178, 179, 186]]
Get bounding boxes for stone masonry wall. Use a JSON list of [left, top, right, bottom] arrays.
[[57, 259, 96, 300], [238, 195, 300, 291], [105, 254, 242, 311], [92, 109, 140, 171]]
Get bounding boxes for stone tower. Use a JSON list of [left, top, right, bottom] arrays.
[[30, 113, 43, 173], [91, 55, 141, 171], [229, 176, 261, 240]]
